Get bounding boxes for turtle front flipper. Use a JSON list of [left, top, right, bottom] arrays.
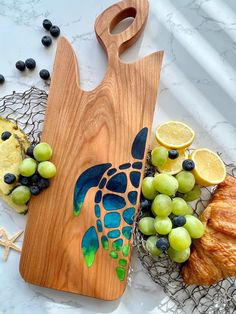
[[82, 226, 99, 267], [73, 163, 111, 216]]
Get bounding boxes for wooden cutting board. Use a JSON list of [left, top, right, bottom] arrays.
[[20, 0, 163, 300]]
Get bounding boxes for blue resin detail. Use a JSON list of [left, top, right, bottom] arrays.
[[130, 171, 141, 188], [95, 190, 102, 203], [119, 163, 131, 170], [122, 226, 132, 240], [73, 163, 111, 216], [131, 128, 148, 160], [122, 207, 135, 225], [94, 204, 101, 218], [82, 226, 99, 267], [96, 220, 103, 232], [103, 194, 126, 210], [99, 178, 107, 189], [104, 212, 121, 228], [106, 172, 127, 193], [112, 238, 123, 251], [107, 229, 121, 239], [128, 191, 138, 205], [132, 162, 142, 169], [107, 168, 117, 176]]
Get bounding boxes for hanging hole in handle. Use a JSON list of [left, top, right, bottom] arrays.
[[109, 7, 137, 35]]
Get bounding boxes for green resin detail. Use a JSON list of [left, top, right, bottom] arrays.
[[101, 236, 109, 250], [112, 239, 123, 251], [119, 259, 127, 267], [81, 226, 99, 268], [116, 267, 126, 281], [122, 244, 130, 257], [109, 251, 118, 259]]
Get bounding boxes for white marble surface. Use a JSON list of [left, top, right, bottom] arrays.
[[0, 0, 236, 313]]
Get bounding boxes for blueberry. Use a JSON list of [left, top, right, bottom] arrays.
[[140, 199, 151, 211], [15, 60, 26, 71], [50, 25, 60, 37], [182, 159, 195, 171], [0, 74, 5, 84], [172, 216, 186, 227], [43, 19, 52, 31], [39, 69, 50, 80], [30, 185, 41, 196], [38, 177, 50, 189], [25, 58, 36, 70], [41, 35, 52, 47], [20, 176, 30, 186], [26, 146, 35, 158], [30, 174, 40, 185], [1, 131, 11, 141], [156, 238, 169, 252], [168, 149, 179, 160], [4, 173, 16, 184]]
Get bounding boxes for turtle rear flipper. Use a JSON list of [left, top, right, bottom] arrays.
[[82, 226, 99, 267]]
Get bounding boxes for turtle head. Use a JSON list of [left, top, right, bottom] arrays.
[[73, 163, 111, 216], [131, 127, 148, 160]]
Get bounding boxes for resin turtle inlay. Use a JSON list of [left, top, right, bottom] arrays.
[[73, 128, 148, 281]]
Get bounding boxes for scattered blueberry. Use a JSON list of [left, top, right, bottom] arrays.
[[50, 25, 60, 37], [15, 60, 26, 71], [1, 131, 11, 141], [172, 216, 186, 227], [39, 69, 50, 80], [26, 146, 35, 158], [140, 199, 152, 211], [4, 173, 16, 184], [168, 149, 179, 160], [156, 238, 170, 252], [30, 174, 40, 185], [182, 159, 195, 171], [20, 176, 30, 186], [25, 58, 36, 70], [41, 35, 52, 47], [38, 177, 50, 189], [30, 185, 41, 196], [43, 19, 52, 31], [0, 74, 5, 84]]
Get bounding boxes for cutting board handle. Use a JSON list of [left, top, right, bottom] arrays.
[[95, 0, 149, 58]]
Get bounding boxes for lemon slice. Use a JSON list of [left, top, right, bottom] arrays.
[[155, 121, 195, 149], [190, 148, 226, 186], [157, 149, 188, 175]]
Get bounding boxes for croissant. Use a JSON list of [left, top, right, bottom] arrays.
[[182, 176, 236, 285]]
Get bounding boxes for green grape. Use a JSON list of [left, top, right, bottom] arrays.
[[38, 161, 57, 179], [186, 203, 194, 215], [154, 216, 172, 235], [138, 217, 156, 235], [168, 247, 190, 263], [184, 215, 205, 238], [176, 171, 195, 193], [19, 158, 37, 177], [171, 197, 188, 215], [33, 142, 53, 161], [168, 227, 191, 251], [183, 185, 201, 202], [11, 186, 31, 205], [153, 173, 178, 196], [151, 146, 168, 168], [142, 177, 158, 200], [146, 236, 162, 256], [151, 194, 172, 217]]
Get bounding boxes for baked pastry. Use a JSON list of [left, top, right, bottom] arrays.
[[182, 176, 236, 285]]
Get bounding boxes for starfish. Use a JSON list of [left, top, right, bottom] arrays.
[[0, 228, 23, 261]]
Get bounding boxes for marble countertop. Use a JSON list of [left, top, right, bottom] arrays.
[[0, 0, 236, 313]]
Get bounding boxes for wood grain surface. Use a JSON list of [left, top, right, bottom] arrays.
[[20, 0, 163, 300]]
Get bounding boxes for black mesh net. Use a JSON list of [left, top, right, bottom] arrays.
[[133, 152, 236, 314], [0, 87, 235, 313]]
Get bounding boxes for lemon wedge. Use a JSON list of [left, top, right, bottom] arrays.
[[157, 149, 188, 175], [190, 148, 226, 186], [155, 121, 195, 149]]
